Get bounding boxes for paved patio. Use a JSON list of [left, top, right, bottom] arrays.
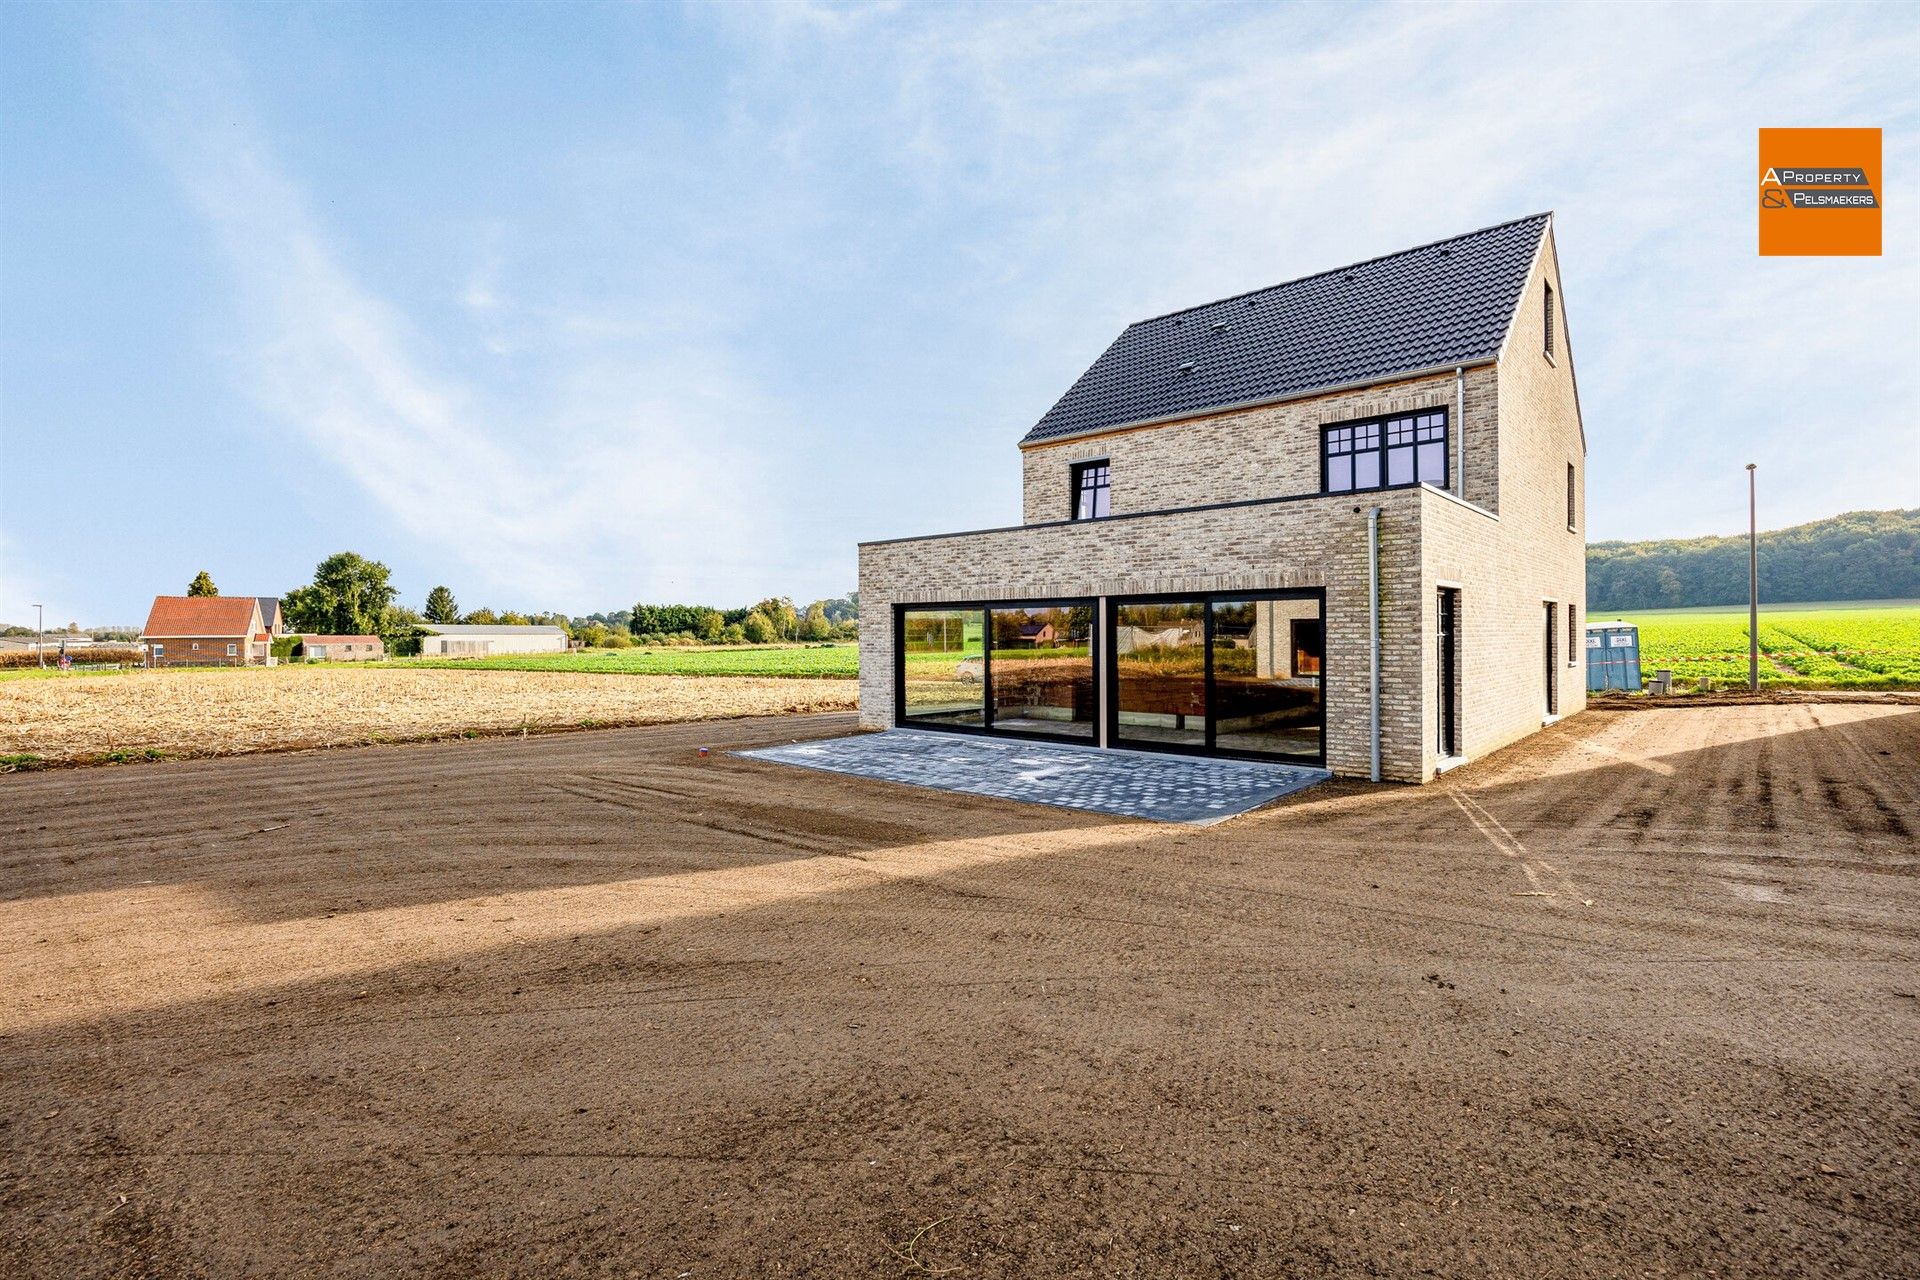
[[739, 728, 1329, 824]]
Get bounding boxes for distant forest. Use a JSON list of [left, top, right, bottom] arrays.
[[1588, 509, 1918, 611]]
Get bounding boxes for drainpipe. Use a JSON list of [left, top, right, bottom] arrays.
[[1453, 365, 1466, 498], [1368, 506, 1383, 783]]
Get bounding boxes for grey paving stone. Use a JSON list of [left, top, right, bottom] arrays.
[[739, 729, 1329, 824]]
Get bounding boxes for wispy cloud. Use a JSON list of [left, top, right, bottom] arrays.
[[103, 16, 787, 608]]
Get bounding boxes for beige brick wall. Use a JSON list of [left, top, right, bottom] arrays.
[[1415, 225, 1587, 778], [1019, 367, 1500, 524], [859, 488, 1431, 781]]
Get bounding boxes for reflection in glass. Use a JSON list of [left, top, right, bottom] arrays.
[[987, 605, 1094, 737], [1113, 602, 1208, 748], [901, 609, 985, 725], [1210, 598, 1323, 761]]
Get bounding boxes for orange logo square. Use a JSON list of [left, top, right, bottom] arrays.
[[1758, 127, 1881, 256]]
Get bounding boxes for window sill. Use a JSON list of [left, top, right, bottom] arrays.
[[1436, 753, 1470, 775], [1543, 352, 1557, 368]]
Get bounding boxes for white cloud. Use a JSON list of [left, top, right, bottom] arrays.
[[108, 23, 787, 609]]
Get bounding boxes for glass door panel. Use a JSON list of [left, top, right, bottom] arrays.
[[900, 608, 986, 726], [1210, 598, 1323, 761], [1113, 602, 1207, 749], [987, 605, 1095, 738]]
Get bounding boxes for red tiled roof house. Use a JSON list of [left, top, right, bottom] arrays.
[[140, 596, 269, 667]]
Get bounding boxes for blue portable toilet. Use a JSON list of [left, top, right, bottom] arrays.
[[1586, 622, 1642, 692]]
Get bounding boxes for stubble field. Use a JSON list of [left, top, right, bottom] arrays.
[[0, 665, 857, 765]]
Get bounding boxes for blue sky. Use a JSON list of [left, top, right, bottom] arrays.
[[3, 1, 1916, 627]]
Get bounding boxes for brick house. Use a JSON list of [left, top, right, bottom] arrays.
[[140, 596, 270, 667], [296, 634, 385, 661], [857, 213, 1586, 783]]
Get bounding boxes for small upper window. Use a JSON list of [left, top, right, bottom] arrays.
[[1324, 411, 1446, 494], [1567, 462, 1577, 529], [1071, 460, 1111, 520], [1544, 282, 1555, 358]]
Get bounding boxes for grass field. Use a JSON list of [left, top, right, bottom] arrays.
[[1592, 599, 1920, 689], [386, 643, 859, 678]]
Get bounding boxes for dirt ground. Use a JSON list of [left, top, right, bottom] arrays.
[[0, 666, 857, 762], [2, 704, 1916, 1278]]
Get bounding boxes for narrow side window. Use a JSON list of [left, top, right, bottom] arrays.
[[1544, 282, 1555, 357]]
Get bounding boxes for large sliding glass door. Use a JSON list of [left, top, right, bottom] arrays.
[[1210, 597, 1323, 761], [896, 601, 1095, 743], [1108, 591, 1323, 765], [1111, 602, 1208, 749]]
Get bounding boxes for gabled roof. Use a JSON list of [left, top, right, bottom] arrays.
[[1021, 213, 1552, 445], [251, 597, 283, 628], [141, 596, 262, 639]]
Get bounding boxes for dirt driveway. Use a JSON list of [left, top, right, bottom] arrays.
[[2, 705, 1915, 1277]]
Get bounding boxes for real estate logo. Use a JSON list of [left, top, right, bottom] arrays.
[[1758, 127, 1881, 256]]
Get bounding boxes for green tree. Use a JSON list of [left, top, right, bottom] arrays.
[[424, 585, 460, 624], [282, 552, 398, 636], [797, 602, 832, 642], [742, 611, 776, 644], [187, 571, 218, 597], [381, 604, 425, 656], [463, 607, 499, 625], [750, 597, 798, 642]]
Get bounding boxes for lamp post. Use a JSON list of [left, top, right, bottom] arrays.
[[33, 604, 45, 670], [1746, 464, 1758, 692]]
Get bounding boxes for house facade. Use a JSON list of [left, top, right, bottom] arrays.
[[140, 596, 270, 667], [298, 634, 385, 661], [415, 624, 569, 657], [857, 214, 1586, 783]]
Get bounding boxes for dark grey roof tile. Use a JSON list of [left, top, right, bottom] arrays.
[[1022, 214, 1550, 444]]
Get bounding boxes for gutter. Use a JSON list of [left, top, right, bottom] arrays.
[[1018, 357, 1497, 451], [1453, 365, 1466, 498], [1368, 506, 1384, 783]]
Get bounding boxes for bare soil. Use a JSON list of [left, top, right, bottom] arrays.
[[0, 666, 857, 763], [2, 704, 1916, 1278]]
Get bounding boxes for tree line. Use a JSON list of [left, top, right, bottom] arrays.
[[180, 554, 859, 655], [1588, 508, 1918, 611]]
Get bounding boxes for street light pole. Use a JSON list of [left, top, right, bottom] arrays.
[[34, 604, 45, 670], [1746, 464, 1759, 692]]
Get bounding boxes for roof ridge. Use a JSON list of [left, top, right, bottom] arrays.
[[1126, 212, 1553, 327]]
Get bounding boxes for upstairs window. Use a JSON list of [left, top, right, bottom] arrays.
[[1567, 462, 1577, 529], [1071, 460, 1111, 519], [1544, 282, 1555, 358], [1323, 410, 1447, 494]]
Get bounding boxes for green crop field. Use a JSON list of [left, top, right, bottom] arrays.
[[386, 644, 859, 679], [1592, 599, 1920, 689]]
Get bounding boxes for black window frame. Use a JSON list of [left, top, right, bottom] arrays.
[[1105, 588, 1326, 767], [1567, 462, 1577, 530], [1320, 408, 1449, 496], [1069, 459, 1111, 520], [893, 598, 1098, 747], [1544, 281, 1555, 358]]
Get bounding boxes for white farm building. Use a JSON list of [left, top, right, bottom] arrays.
[[416, 624, 569, 657]]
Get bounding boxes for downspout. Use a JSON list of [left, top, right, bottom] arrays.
[[1368, 506, 1383, 783], [1453, 365, 1466, 498]]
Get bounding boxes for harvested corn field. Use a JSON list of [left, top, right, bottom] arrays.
[[0, 666, 857, 764]]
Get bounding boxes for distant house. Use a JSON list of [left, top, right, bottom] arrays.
[[249, 598, 287, 636], [297, 634, 384, 662], [415, 624, 568, 657], [1014, 621, 1057, 647], [141, 596, 269, 667]]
